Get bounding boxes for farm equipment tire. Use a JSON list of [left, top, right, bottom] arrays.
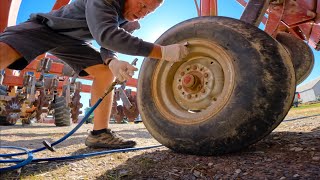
[[276, 32, 314, 85], [52, 96, 71, 126], [0, 115, 18, 126], [137, 16, 295, 155]]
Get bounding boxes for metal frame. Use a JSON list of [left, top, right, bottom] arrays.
[[199, 0, 320, 50]]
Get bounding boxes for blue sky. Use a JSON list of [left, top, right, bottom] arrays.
[[16, 0, 319, 110]]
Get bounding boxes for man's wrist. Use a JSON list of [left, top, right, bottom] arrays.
[[105, 58, 116, 66], [148, 44, 162, 59]]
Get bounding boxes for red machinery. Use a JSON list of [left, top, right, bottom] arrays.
[[0, 0, 139, 125]]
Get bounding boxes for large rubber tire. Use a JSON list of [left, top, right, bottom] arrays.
[[52, 96, 71, 126], [276, 32, 314, 85], [0, 115, 17, 126], [137, 16, 295, 155]]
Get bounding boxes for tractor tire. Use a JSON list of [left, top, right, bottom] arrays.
[[52, 96, 71, 126], [276, 32, 314, 85], [137, 16, 295, 155], [0, 115, 18, 126]]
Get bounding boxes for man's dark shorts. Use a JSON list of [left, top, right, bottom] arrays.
[[0, 20, 103, 76]]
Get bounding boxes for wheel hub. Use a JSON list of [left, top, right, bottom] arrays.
[[173, 61, 216, 110]]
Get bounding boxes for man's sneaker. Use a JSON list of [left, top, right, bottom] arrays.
[[85, 129, 136, 149]]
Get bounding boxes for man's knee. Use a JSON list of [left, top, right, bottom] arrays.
[[0, 42, 22, 69], [85, 64, 114, 81]]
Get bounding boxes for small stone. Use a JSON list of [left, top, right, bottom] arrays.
[[71, 168, 77, 171], [208, 163, 213, 167], [70, 163, 78, 167], [293, 174, 299, 178], [312, 156, 320, 161], [289, 147, 303, 152], [235, 169, 241, 174], [280, 177, 286, 180], [119, 169, 128, 176], [253, 151, 265, 154], [193, 170, 201, 177]]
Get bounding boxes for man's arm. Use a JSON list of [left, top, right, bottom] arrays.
[[85, 0, 154, 57]]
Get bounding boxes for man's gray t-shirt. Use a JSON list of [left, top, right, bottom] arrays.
[[30, 0, 154, 60]]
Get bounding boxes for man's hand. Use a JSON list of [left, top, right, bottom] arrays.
[[108, 58, 138, 82], [161, 43, 189, 62]]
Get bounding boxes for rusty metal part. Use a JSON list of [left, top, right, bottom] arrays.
[[34, 89, 48, 121], [0, 101, 6, 115], [114, 105, 125, 123], [200, 0, 218, 16], [152, 39, 235, 125], [123, 94, 139, 122], [240, 0, 270, 27], [70, 82, 83, 123], [265, 1, 286, 37], [37, 58, 52, 73], [4, 96, 22, 124]]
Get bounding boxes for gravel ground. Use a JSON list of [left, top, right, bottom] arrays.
[[0, 110, 319, 179]]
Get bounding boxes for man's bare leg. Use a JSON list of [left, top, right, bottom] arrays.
[[84, 64, 115, 130], [0, 42, 22, 69]]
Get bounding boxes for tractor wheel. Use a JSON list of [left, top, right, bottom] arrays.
[[0, 115, 18, 125], [137, 16, 295, 155], [52, 96, 71, 126], [276, 32, 314, 85]]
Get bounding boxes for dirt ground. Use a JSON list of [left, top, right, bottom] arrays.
[[0, 106, 319, 180]]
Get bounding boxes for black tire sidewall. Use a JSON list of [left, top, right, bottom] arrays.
[[138, 17, 295, 155]]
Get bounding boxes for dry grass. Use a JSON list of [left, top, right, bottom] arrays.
[[287, 103, 320, 116]]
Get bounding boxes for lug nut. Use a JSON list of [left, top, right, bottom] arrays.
[[192, 65, 198, 70], [178, 85, 182, 90], [187, 94, 192, 99], [180, 72, 185, 76], [204, 73, 209, 78], [201, 89, 206, 93]]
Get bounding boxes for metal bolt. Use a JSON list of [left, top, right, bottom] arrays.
[[192, 65, 198, 70]]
